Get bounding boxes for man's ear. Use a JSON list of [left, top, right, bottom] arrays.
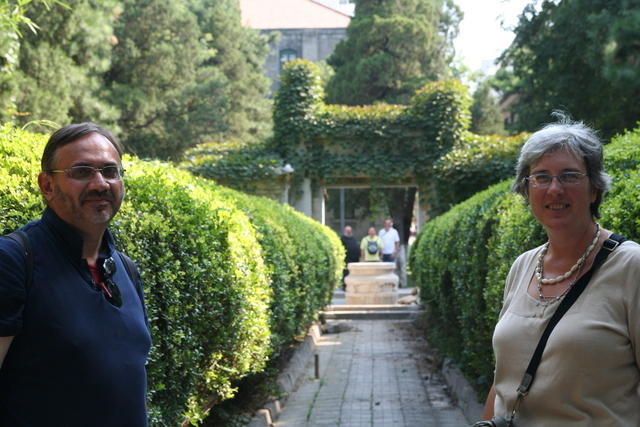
[[38, 172, 55, 202]]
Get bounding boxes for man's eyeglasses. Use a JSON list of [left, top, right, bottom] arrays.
[[526, 172, 587, 188], [101, 257, 123, 308], [46, 165, 124, 182]]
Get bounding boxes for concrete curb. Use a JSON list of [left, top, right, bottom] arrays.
[[247, 323, 322, 427], [441, 357, 484, 422]]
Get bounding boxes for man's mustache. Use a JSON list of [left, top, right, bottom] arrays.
[[81, 190, 115, 202]]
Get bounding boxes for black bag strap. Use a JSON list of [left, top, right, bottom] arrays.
[[3, 230, 34, 292], [118, 252, 150, 328], [516, 233, 627, 398]]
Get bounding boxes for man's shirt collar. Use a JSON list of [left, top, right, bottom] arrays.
[[41, 207, 116, 262]]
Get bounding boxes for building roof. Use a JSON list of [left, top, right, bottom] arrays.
[[239, 0, 351, 30]]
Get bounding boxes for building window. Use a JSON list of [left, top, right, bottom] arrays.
[[279, 49, 298, 70]]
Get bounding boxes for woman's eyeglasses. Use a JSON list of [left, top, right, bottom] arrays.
[[101, 257, 123, 307], [526, 172, 587, 188]]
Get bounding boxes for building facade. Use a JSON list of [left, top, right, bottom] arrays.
[[239, 0, 351, 94]]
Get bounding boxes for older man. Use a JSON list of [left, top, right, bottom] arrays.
[[0, 123, 151, 426], [379, 218, 400, 262]]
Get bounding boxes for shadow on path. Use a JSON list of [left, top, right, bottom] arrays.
[[274, 318, 470, 427]]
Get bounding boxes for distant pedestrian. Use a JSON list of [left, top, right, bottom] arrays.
[[360, 227, 382, 262], [379, 219, 400, 262], [340, 225, 360, 288], [341, 226, 360, 265]]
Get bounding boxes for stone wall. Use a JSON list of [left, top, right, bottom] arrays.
[[261, 28, 347, 95]]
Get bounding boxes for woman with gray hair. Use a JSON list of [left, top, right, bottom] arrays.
[[477, 115, 640, 426]]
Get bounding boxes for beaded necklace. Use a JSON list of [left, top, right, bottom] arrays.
[[536, 262, 583, 304], [535, 223, 600, 285], [534, 223, 600, 305]]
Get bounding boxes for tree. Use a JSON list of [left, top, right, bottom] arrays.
[[0, 0, 118, 128], [498, 0, 640, 138], [106, 0, 227, 159], [187, 0, 272, 144], [470, 77, 505, 135], [0, 0, 66, 114], [106, 0, 272, 159], [325, 0, 461, 105]]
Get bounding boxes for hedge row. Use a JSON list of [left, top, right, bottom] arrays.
[[0, 124, 343, 426], [182, 141, 284, 188], [430, 131, 529, 216], [409, 125, 640, 396]]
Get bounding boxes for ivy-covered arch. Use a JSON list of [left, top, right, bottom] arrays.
[[185, 59, 524, 245], [272, 59, 471, 185], [269, 59, 471, 242]]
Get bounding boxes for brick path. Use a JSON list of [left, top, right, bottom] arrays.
[[273, 318, 470, 427]]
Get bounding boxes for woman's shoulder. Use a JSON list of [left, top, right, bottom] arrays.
[[512, 244, 545, 268], [505, 244, 545, 286], [611, 238, 640, 260]]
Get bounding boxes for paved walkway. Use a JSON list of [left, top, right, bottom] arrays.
[[273, 318, 470, 427]]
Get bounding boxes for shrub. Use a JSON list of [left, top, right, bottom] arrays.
[[0, 124, 343, 426], [182, 141, 284, 188], [431, 132, 529, 215]]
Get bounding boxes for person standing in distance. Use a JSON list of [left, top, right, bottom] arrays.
[[360, 226, 383, 262], [340, 225, 361, 289], [0, 123, 151, 426], [379, 218, 400, 262]]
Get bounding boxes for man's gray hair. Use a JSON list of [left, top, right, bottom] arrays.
[[511, 113, 612, 218], [41, 122, 123, 172]]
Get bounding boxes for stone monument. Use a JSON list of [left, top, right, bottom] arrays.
[[344, 262, 399, 305]]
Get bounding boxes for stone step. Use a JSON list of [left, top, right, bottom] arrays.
[[332, 288, 416, 299], [321, 305, 425, 321], [326, 304, 416, 311]]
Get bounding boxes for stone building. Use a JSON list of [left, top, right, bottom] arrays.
[[239, 0, 351, 94]]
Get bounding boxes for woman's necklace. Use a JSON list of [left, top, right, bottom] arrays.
[[536, 262, 583, 304], [535, 223, 600, 285]]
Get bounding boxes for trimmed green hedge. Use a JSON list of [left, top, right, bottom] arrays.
[[0, 124, 343, 426], [409, 125, 640, 396], [182, 141, 284, 189], [430, 131, 529, 216]]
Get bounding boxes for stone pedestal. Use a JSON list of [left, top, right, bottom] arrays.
[[344, 262, 399, 305]]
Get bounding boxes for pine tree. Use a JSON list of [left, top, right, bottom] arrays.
[[106, 0, 227, 159], [326, 0, 461, 105], [1, 0, 119, 129], [187, 0, 272, 144]]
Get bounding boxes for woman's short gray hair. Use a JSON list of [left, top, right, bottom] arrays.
[[511, 114, 612, 218]]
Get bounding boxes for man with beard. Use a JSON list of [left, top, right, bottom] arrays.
[[0, 123, 151, 426]]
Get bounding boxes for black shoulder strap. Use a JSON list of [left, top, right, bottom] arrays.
[[118, 252, 149, 328], [3, 230, 33, 292], [517, 233, 627, 396], [118, 252, 140, 284]]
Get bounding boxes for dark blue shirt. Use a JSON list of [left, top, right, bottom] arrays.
[[0, 208, 151, 426]]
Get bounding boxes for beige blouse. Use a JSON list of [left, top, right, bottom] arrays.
[[493, 240, 640, 426]]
